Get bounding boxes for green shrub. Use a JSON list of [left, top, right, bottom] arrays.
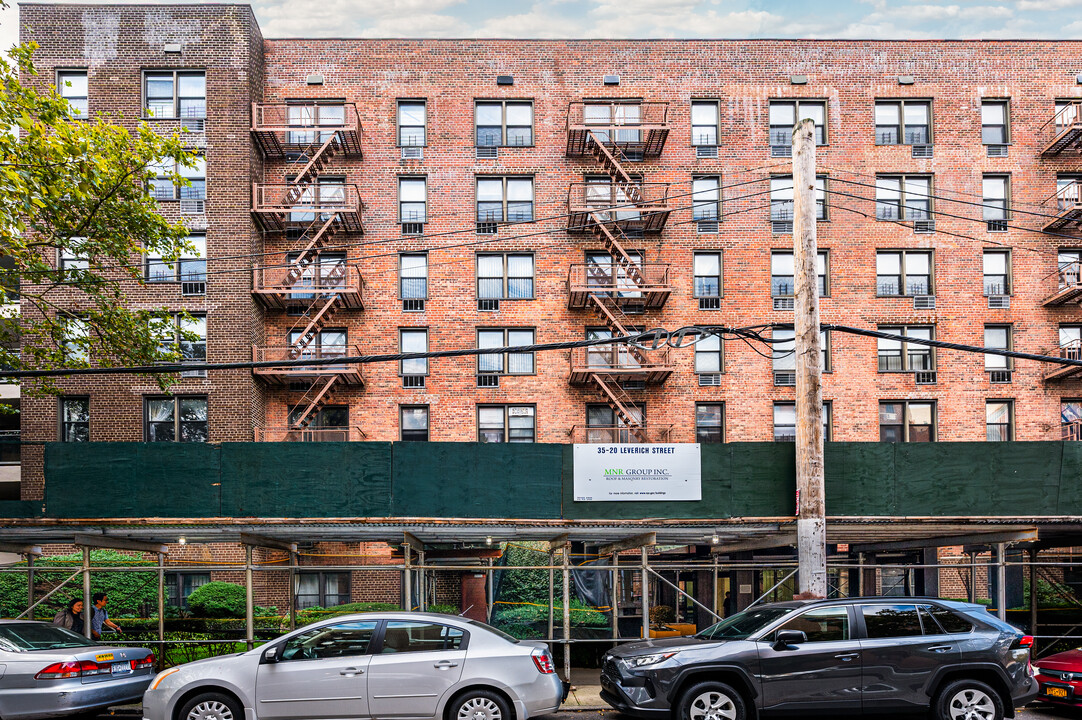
[[186, 582, 248, 618], [497, 543, 549, 605], [295, 601, 398, 625], [428, 604, 459, 615], [494, 598, 608, 628], [650, 605, 675, 625]]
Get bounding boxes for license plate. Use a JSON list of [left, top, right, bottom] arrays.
[[111, 662, 132, 675], [1046, 686, 1070, 699]]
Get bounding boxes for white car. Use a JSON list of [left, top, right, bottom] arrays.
[[143, 612, 565, 720]]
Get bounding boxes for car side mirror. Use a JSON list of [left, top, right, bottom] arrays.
[[773, 630, 807, 650], [261, 645, 280, 664]]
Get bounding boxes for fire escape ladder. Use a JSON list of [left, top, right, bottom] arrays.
[[291, 375, 339, 429], [287, 295, 342, 356], [288, 133, 341, 186], [586, 132, 643, 204], [284, 214, 340, 285], [590, 219, 646, 287], [590, 373, 648, 442], [587, 294, 649, 365]]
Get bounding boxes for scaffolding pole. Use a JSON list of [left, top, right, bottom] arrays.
[[26, 555, 34, 621], [996, 543, 1007, 621], [156, 553, 165, 659], [562, 546, 571, 683], [641, 547, 650, 640], [245, 545, 254, 650], [82, 547, 91, 639], [612, 553, 620, 639]]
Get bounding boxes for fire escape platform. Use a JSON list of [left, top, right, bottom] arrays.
[[251, 102, 363, 158], [1042, 281, 1082, 307], [567, 264, 671, 309], [254, 426, 367, 442], [252, 265, 365, 310], [1044, 364, 1082, 382], [1042, 122, 1082, 156], [569, 425, 674, 444], [565, 101, 670, 157], [567, 189, 672, 234], [251, 183, 364, 234], [569, 364, 674, 386], [1042, 202, 1082, 232], [252, 346, 365, 386]]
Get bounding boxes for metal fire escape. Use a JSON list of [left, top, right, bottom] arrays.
[[565, 101, 674, 443], [251, 103, 366, 440]]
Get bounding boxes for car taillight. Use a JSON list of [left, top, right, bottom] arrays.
[[36, 660, 108, 679], [531, 647, 556, 674], [133, 654, 155, 670]]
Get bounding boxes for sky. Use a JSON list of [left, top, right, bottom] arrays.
[[2, 0, 1081, 51]]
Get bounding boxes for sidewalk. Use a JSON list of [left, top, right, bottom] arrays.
[[562, 668, 606, 711]]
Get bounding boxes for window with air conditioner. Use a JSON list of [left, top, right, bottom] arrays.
[[147, 234, 206, 290], [984, 326, 1012, 372], [399, 176, 427, 226], [477, 328, 535, 376], [981, 100, 1010, 145], [691, 100, 719, 147], [771, 250, 828, 297], [475, 100, 533, 147], [875, 250, 932, 296], [397, 100, 427, 147], [983, 250, 1010, 296], [875, 175, 931, 221], [477, 253, 534, 301], [769, 99, 827, 147], [874, 99, 931, 145], [477, 176, 533, 224], [983, 175, 1009, 231], [877, 325, 934, 372], [144, 70, 205, 122]]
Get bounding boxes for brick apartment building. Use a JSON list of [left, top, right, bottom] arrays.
[[8, 2, 1082, 618]]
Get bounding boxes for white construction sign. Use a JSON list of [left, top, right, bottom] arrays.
[[573, 444, 702, 502]]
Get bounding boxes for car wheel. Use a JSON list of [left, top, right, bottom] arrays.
[[177, 692, 243, 720], [448, 690, 511, 720], [677, 681, 745, 720], [934, 679, 1004, 720]]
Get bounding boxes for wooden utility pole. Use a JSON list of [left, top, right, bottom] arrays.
[[792, 118, 827, 598]]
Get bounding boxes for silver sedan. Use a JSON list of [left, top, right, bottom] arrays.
[[144, 612, 565, 720], [0, 620, 156, 719]]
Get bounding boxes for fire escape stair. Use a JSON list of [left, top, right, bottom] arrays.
[[291, 375, 340, 430], [589, 373, 648, 443]]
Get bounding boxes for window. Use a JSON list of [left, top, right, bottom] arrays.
[[695, 403, 724, 443], [399, 177, 427, 224], [771, 251, 828, 297], [982, 100, 1009, 144], [1063, 400, 1082, 440], [399, 254, 427, 300], [772, 329, 831, 372], [692, 176, 721, 221], [62, 316, 88, 364], [296, 572, 350, 610], [284, 102, 344, 145], [475, 101, 533, 147], [879, 401, 935, 442], [1062, 325, 1082, 359], [145, 396, 208, 442], [770, 176, 826, 221], [147, 234, 206, 285], [478, 329, 534, 375], [984, 326, 1012, 370], [287, 328, 344, 363], [877, 326, 934, 372], [1056, 99, 1079, 131], [1058, 174, 1082, 210], [57, 70, 87, 119], [289, 176, 345, 223], [288, 405, 348, 430], [773, 402, 831, 442], [164, 573, 209, 609], [380, 621, 464, 654], [60, 397, 89, 442], [1059, 249, 1082, 288], [144, 70, 205, 120], [874, 100, 931, 145], [58, 239, 88, 273], [400, 329, 428, 376], [694, 334, 722, 374], [163, 314, 207, 371], [987, 400, 1014, 441], [774, 606, 849, 642], [693, 252, 722, 299], [875, 250, 932, 296], [583, 101, 643, 144], [862, 604, 923, 638], [983, 175, 1009, 229], [400, 405, 429, 441], [150, 155, 205, 201], [769, 100, 827, 146], [280, 620, 376, 660], [477, 254, 534, 299], [397, 100, 426, 146], [586, 403, 644, 443], [478, 405, 536, 443], [691, 100, 719, 146], [477, 177, 533, 223], [983, 250, 1010, 295], [875, 175, 931, 221]]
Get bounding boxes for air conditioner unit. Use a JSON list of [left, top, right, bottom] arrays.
[[913, 295, 936, 310], [181, 118, 205, 133], [986, 144, 1009, 157], [986, 219, 1008, 232], [478, 299, 499, 311], [476, 222, 498, 235], [770, 145, 792, 158], [401, 222, 424, 235], [988, 295, 1010, 309], [622, 380, 647, 391], [698, 373, 721, 386], [697, 220, 719, 234], [914, 371, 937, 385], [913, 219, 936, 233], [989, 370, 1013, 384], [402, 299, 425, 312], [911, 144, 933, 158], [772, 221, 794, 234], [475, 146, 498, 159], [180, 368, 207, 378], [696, 146, 718, 159], [402, 375, 426, 388], [181, 281, 206, 296], [623, 150, 645, 162], [698, 297, 720, 311], [400, 146, 423, 160], [180, 199, 205, 214], [774, 371, 796, 387], [773, 297, 795, 311], [477, 374, 499, 388]]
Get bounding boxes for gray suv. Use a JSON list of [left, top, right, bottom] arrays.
[[601, 598, 1037, 720]]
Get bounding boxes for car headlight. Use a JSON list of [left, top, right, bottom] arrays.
[[626, 652, 678, 667], [150, 667, 181, 690]]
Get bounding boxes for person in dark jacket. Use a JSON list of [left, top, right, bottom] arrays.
[[52, 598, 85, 634]]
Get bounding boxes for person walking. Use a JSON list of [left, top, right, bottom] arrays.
[[90, 592, 123, 640], [52, 598, 85, 634]]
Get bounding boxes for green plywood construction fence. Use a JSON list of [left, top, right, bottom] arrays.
[[37, 441, 1082, 520]]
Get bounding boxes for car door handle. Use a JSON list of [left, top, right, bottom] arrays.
[[434, 661, 459, 669], [340, 667, 364, 676], [928, 645, 953, 653], [834, 652, 859, 661]]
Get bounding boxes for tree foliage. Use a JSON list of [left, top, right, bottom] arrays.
[[0, 37, 200, 389]]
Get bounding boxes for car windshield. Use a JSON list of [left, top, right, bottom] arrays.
[[466, 619, 519, 643], [0, 624, 97, 651], [696, 607, 795, 640]]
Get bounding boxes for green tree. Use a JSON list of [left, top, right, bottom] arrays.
[[0, 30, 200, 389]]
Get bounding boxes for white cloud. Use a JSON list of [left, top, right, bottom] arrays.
[[479, 6, 581, 38], [255, 0, 466, 36], [1015, 0, 1082, 9]]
